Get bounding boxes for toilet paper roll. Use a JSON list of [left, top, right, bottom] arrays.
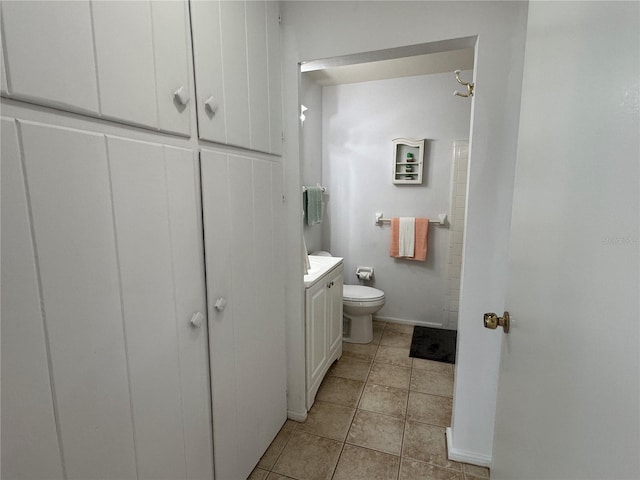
[[357, 272, 372, 280]]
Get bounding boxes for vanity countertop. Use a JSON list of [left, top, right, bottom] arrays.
[[304, 255, 343, 288]]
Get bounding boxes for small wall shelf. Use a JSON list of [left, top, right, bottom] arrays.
[[393, 138, 424, 185]]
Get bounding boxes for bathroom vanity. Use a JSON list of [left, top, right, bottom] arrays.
[[304, 256, 344, 409]]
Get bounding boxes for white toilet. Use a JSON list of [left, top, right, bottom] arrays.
[[312, 251, 385, 344], [343, 285, 385, 343]]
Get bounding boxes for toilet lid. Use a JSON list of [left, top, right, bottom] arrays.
[[343, 285, 385, 302]]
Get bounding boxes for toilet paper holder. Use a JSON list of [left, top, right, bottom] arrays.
[[356, 266, 374, 281]]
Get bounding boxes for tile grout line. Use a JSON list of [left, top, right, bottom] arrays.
[[263, 421, 297, 477], [330, 322, 384, 480], [398, 327, 416, 480]]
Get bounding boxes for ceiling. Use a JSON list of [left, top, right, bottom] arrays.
[[303, 48, 474, 87]]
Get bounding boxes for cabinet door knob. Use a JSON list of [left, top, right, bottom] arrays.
[[190, 311, 205, 328], [214, 297, 227, 311], [204, 96, 219, 115], [173, 86, 190, 105]]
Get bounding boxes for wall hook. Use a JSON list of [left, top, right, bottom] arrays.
[[453, 70, 474, 98]]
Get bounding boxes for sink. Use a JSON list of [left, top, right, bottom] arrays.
[[307, 258, 323, 275], [304, 255, 343, 288]]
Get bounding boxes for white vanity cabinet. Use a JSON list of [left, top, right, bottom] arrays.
[[0, 0, 192, 136], [190, 0, 282, 154], [305, 262, 344, 409]]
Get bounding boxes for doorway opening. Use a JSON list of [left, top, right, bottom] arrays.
[[300, 39, 475, 332]]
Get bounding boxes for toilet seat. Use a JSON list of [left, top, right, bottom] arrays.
[[343, 285, 385, 303]]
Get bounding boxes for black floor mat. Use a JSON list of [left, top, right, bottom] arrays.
[[409, 326, 457, 364]]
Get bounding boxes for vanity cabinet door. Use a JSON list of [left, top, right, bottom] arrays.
[[306, 279, 329, 407], [327, 267, 344, 357], [1, 0, 192, 136], [191, 0, 282, 154], [305, 264, 343, 410]]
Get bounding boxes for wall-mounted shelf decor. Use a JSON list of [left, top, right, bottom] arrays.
[[392, 138, 424, 185]]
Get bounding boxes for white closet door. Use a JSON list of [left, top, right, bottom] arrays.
[[201, 151, 240, 478], [260, 163, 287, 434], [266, 0, 283, 155], [0, 1, 100, 113], [190, 0, 227, 144], [1, 8, 8, 96], [219, 1, 250, 148], [92, 0, 158, 129], [6, 119, 213, 480], [246, 1, 270, 153], [0, 118, 65, 480], [192, 0, 282, 154], [201, 150, 286, 480], [19, 121, 138, 479], [164, 146, 214, 480], [108, 137, 213, 480], [150, 0, 192, 136], [108, 137, 189, 480]]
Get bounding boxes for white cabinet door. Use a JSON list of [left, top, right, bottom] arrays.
[[190, 0, 226, 145], [149, 1, 192, 136], [1, 0, 192, 136], [1, 0, 100, 113], [92, 1, 158, 129], [1, 118, 65, 480], [201, 149, 286, 480], [327, 267, 344, 356], [1, 118, 213, 480], [219, 1, 251, 148], [19, 120, 138, 479], [246, 0, 270, 153], [266, 0, 282, 155], [1, 7, 9, 96], [305, 265, 343, 409], [192, 0, 282, 154], [305, 280, 328, 409], [108, 137, 212, 480], [92, 0, 192, 135]]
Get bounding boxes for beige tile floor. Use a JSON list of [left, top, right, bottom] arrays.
[[248, 321, 490, 480]]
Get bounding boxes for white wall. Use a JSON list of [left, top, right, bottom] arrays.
[[281, 0, 528, 463], [301, 74, 324, 253], [320, 72, 471, 328]]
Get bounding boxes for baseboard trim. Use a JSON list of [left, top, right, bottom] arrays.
[[374, 315, 443, 329], [287, 410, 307, 422], [446, 427, 492, 467]]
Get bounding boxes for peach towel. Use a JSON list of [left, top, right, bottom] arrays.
[[389, 217, 428, 261]]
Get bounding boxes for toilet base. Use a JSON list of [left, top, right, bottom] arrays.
[[342, 312, 373, 344]]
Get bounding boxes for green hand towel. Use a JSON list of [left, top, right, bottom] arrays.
[[305, 187, 324, 225]]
